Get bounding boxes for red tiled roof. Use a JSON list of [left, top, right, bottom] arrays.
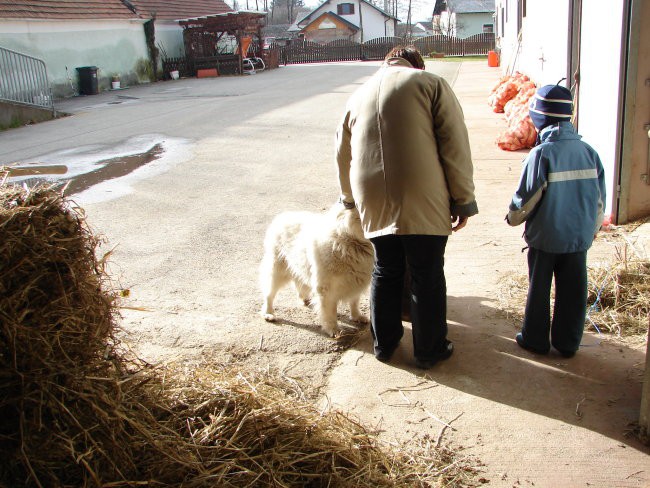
[[129, 0, 233, 21], [0, 0, 140, 20], [0, 0, 234, 21]]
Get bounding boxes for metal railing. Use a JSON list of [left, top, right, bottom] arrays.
[[0, 46, 54, 112]]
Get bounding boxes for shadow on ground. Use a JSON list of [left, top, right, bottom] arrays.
[[331, 294, 649, 452]]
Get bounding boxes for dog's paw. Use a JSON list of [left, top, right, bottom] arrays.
[[322, 323, 340, 337], [351, 314, 370, 324], [298, 297, 312, 307], [261, 312, 276, 322]]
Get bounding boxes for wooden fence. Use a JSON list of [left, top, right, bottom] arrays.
[[162, 33, 495, 77], [278, 33, 495, 65]]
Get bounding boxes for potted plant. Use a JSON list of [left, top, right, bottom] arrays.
[[429, 51, 445, 59], [111, 74, 121, 90]]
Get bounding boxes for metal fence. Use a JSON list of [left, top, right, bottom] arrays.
[[0, 46, 54, 112]]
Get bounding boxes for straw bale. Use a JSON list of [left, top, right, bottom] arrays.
[[0, 182, 475, 487]]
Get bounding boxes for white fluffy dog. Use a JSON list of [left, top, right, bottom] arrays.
[[260, 202, 374, 336]]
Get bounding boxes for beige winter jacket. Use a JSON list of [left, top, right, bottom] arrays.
[[336, 57, 478, 238]]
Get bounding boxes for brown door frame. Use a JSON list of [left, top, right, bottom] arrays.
[[617, 0, 644, 224]]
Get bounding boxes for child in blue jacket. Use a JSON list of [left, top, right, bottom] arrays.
[[506, 84, 606, 357]]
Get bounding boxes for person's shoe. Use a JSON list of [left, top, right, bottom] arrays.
[[375, 343, 399, 363], [415, 341, 454, 369], [552, 345, 576, 358], [515, 333, 550, 355], [375, 350, 392, 362]]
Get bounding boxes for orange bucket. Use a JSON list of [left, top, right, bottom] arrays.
[[488, 50, 500, 67]]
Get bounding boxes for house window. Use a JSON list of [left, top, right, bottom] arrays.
[[319, 19, 337, 29], [483, 23, 494, 33], [337, 3, 354, 15]]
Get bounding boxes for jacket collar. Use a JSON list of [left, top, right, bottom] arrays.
[[383, 57, 415, 69], [539, 121, 581, 143]]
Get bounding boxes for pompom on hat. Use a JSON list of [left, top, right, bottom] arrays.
[[529, 81, 573, 131]]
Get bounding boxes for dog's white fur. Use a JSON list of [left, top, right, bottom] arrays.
[[260, 203, 374, 336]]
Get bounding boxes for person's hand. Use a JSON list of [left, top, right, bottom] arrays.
[[452, 215, 468, 232]]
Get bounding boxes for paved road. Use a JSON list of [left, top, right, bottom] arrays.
[[1, 61, 460, 167]]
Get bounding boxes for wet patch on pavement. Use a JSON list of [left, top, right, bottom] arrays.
[[4, 134, 192, 203]]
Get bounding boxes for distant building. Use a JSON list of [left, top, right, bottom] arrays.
[[433, 0, 495, 37], [289, 0, 398, 43], [413, 21, 434, 37]]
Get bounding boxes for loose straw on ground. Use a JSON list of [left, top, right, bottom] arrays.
[[497, 239, 649, 342]]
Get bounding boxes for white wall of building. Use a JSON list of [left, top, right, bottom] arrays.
[[494, 0, 571, 90], [515, 0, 569, 86], [0, 19, 148, 97], [154, 21, 185, 60], [456, 12, 494, 37], [360, 2, 395, 38]]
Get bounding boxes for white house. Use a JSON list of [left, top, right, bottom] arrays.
[[413, 21, 435, 37], [434, 0, 495, 37], [289, 0, 398, 43], [495, 0, 650, 226]]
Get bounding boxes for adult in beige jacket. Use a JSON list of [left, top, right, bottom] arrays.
[[335, 46, 477, 369]]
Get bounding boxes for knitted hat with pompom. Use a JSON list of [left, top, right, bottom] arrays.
[[528, 84, 573, 131]]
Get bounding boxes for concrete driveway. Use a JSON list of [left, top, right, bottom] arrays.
[[1, 60, 648, 487]]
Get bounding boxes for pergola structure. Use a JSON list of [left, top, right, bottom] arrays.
[[179, 11, 267, 75]]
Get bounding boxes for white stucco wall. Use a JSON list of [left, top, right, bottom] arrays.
[[0, 19, 148, 98], [359, 3, 395, 39], [154, 21, 185, 60], [515, 0, 570, 85], [456, 12, 494, 37]]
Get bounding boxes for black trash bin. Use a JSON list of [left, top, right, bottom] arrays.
[[76, 66, 99, 95]]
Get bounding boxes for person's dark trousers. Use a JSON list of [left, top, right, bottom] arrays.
[[369, 234, 449, 361], [522, 247, 588, 354]]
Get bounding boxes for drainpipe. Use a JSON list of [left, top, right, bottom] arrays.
[[358, 0, 364, 42]]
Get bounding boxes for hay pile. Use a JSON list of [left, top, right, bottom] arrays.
[[586, 244, 650, 338], [0, 182, 474, 487], [497, 241, 650, 341]]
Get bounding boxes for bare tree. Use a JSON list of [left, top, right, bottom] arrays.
[[432, 3, 463, 36], [269, 0, 304, 23]]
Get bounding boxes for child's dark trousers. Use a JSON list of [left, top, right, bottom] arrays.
[[522, 247, 588, 354]]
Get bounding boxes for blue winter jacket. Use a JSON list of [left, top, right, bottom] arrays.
[[507, 122, 606, 253]]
